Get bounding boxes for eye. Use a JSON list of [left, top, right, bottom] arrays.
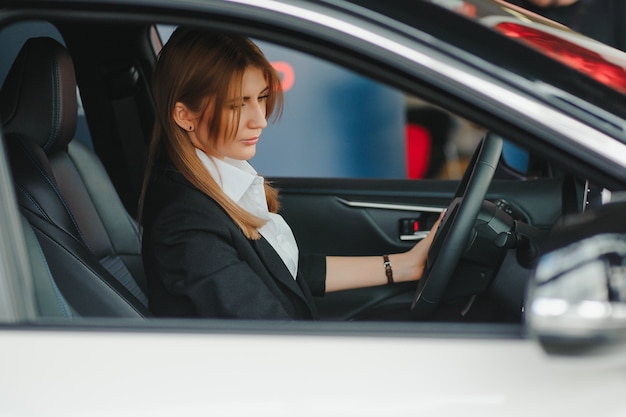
[[258, 94, 269, 102]]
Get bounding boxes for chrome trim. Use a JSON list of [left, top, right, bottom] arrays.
[[229, 0, 626, 168], [400, 231, 430, 241], [337, 198, 444, 213]]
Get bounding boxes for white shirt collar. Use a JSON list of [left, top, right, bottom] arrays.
[[195, 149, 256, 204]]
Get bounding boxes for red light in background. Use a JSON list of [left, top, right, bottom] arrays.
[[495, 22, 626, 93], [271, 61, 295, 92], [405, 124, 431, 179]]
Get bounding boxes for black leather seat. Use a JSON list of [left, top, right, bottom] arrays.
[[0, 37, 150, 317]]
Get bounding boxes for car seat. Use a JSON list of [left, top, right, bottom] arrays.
[[0, 37, 149, 317], [19, 213, 76, 318]]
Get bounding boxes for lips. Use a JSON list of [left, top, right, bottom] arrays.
[[241, 137, 259, 145]]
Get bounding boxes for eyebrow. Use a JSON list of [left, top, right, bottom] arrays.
[[242, 86, 269, 100]]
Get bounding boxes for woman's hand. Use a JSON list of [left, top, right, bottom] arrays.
[[390, 211, 444, 283], [324, 210, 444, 292]]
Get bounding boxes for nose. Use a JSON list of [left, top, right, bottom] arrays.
[[248, 100, 267, 130]]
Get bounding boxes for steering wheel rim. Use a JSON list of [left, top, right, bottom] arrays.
[[411, 133, 503, 319]]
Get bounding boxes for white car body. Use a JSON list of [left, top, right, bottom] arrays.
[[2, 327, 625, 416]]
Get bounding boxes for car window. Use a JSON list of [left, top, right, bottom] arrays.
[[157, 25, 484, 180], [0, 15, 561, 327]]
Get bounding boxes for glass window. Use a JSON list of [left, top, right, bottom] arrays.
[[156, 25, 482, 180]]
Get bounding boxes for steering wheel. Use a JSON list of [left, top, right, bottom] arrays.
[[411, 133, 503, 319]]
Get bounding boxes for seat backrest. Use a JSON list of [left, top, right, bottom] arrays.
[[0, 36, 149, 318]]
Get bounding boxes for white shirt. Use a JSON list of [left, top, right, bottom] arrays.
[[195, 149, 299, 279]]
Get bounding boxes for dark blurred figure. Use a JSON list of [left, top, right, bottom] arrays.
[[507, 0, 626, 51]]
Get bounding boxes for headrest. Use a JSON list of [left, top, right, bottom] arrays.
[[0, 37, 77, 154]]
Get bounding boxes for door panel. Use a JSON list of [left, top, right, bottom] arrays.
[[272, 176, 564, 320]]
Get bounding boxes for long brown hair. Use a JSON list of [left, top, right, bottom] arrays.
[[139, 27, 284, 239]]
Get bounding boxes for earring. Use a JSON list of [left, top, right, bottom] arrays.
[[189, 126, 194, 131]]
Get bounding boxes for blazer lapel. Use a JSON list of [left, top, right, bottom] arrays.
[[251, 238, 311, 305]]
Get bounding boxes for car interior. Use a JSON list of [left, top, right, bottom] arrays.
[[0, 14, 600, 326]]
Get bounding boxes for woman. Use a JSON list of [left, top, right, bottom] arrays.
[[140, 27, 440, 319]]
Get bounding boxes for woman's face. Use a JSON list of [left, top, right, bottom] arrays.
[[212, 66, 269, 160], [176, 66, 269, 160]]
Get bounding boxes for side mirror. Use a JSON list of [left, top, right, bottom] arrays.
[[499, 140, 546, 180], [527, 228, 626, 358]]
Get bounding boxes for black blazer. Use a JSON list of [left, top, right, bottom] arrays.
[[141, 157, 325, 319]]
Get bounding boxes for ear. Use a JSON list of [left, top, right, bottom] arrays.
[[173, 102, 196, 131]]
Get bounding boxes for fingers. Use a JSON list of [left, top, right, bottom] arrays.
[[425, 210, 445, 240], [410, 209, 445, 253]]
